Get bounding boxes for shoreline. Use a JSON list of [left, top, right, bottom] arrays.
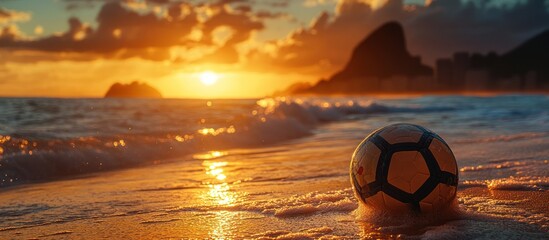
[[0, 91, 548, 100]]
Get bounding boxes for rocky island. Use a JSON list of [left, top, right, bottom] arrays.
[[104, 81, 162, 98]]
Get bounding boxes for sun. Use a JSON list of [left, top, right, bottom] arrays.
[[199, 71, 219, 86]]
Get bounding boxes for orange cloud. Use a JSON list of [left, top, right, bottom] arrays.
[[0, 0, 296, 65], [0, 7, 31, 24], [200, 3, 264, 63], [0, 25, 23, 42], [0, 0, 266, 63]]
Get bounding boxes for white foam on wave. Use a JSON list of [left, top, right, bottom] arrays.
[[460, 161, 528, 172], [461, 176, 549, 191], [459, 157, 549, 191], [355, 189, 548, 238], [251, 226, 337, 240], [452, 194, 549, 234], [231, 188, 357, 218], [170, 183, 547, 238], [171, 188, 358, 218], [354, 197, 462, 238]]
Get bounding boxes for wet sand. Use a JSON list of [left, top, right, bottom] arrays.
[[461, 187, 549, 218], [0, 157, 547, 239]]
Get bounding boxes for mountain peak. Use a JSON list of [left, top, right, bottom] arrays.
[[292, 21, 433, 94], [339, 21, 431, 79], [352, 21, 406, 59]]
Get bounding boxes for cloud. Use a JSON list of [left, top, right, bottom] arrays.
[[255, 10, 295, 21], [0, 0, 270, 63], [0, 25, 24, 42], [249, 0, 549, 75], [34, 25, 44, 35], [0, 1, 197, 61], [0, 7, 31, 24], [199, 2, 265, 63]]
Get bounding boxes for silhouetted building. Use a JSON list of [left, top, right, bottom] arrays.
[[436, 59, 453, 87], [464, 70, 489, 91], [524, 71, 539, 90], [498, 76, 522, 90], [452, 52, 470, 88], [432, 27, 549, 92]]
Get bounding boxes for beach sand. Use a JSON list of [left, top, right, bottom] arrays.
[[0, 151, 546, 239]]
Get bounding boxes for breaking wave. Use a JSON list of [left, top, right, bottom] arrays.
[[0, 97, 454, 187]]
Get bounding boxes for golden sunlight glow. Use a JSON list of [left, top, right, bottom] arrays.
[[199, 71, 219, 86], [197, 126, 236, 136], [202, 160, 237, 206], [160, 69, 314, 99], [193, 151, 228, 160]]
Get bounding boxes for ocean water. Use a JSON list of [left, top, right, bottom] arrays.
[[0, 95, 548, 238]]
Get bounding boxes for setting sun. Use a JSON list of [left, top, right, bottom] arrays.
[[200, 71, 219, 86]]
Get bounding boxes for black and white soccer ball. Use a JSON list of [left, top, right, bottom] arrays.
[[350, 123, 458, 213]]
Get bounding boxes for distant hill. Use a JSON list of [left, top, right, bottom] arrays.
[[104, 81, 162, 98], [295, 21, 433, 94]]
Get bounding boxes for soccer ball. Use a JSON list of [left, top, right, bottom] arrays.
[[350, 123, 458, 214]]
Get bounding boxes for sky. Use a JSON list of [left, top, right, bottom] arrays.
[[0, 0, 548, 98]]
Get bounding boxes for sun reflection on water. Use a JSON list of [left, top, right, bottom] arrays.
[[202, 158, 237, 206], [197, 126, 237, 136], [199, 151, 242, 239], [193, 151, 228, 160], [210, 211, 239, 240]]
